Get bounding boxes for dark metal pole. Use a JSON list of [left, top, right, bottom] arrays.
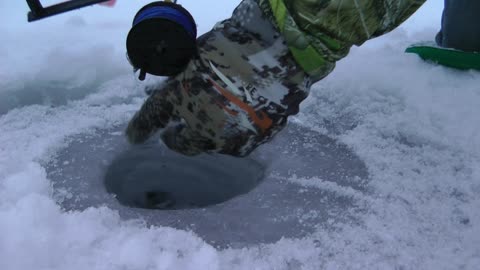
[[26, 0, 44, 15], [26, 0, 111, 22]]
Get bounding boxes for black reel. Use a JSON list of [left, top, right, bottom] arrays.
[[126, 1, 198, 80]]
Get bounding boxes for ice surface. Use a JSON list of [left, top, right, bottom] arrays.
[[45, 122, 367, 249], [1, 0, 480, 269]]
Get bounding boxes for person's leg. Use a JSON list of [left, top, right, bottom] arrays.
[[436, 0, 480, 52], [435, 0, 446, 47]]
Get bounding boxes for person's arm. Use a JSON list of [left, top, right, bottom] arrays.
[[125, 0, 427, 157], [259, 0, 426, 80]]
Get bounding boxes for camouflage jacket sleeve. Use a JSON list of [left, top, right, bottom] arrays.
[[258, 0, 426, 80]]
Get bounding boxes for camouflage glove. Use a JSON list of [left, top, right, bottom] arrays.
[[126, 0, 310, 157]]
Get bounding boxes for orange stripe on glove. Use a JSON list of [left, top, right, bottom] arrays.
[[208, 78, 273, 134]]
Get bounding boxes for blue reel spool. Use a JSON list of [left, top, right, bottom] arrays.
[[127, 2, 197, 80]]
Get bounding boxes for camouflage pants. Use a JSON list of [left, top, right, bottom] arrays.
[[126, 0, 425, 157]]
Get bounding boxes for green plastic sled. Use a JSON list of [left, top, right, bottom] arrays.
[[406, 42, 480, 71]]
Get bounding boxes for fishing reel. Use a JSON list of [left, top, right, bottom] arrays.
[[127, 0, 198, 80], [25, 0, 198, 81]]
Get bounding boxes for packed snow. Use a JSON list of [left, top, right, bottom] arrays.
[[1, 0, 479, 269]]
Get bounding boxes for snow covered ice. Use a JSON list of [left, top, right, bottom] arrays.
[[1, 1, 479, 269]]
